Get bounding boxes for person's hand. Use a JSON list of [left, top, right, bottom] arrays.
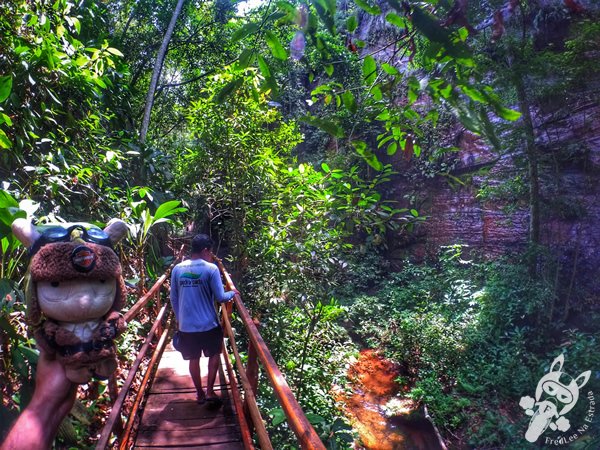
[[33, 351, 76, 406], [1, 351, 77, 450]]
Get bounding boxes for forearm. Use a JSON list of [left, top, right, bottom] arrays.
[[1, 353, 77, 450], [210, 269, 235, 303]]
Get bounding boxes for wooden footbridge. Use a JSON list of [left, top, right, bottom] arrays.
[[94, 253, 325, 450]]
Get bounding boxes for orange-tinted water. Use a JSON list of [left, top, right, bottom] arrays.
[[336, 349, 443, 450]]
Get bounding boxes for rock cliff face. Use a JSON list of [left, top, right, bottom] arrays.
[[388, 98, 600, 303], [349, 2, 600, 304]]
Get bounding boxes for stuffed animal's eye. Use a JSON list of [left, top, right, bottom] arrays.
[[99, 279, 106, 284], [51, 281, 60, 287]]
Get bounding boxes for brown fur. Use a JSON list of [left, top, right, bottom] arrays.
[[26, 240, 127, 383], [29, 241, 121, 282]]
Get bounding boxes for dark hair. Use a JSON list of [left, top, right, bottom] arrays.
[[191, 234, 213, 253]]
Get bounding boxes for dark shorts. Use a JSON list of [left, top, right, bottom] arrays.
[[174, 326, 223, 360]]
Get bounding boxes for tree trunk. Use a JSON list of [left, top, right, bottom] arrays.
[[138, 0, 186, 181], [514, 73, 541, 278]]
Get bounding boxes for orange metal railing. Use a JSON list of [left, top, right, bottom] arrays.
[[95, 248, 183, 449], [214, 256, 326, 450]]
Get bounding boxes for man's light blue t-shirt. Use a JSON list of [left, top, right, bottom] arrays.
[[170, 258, 235, 332]]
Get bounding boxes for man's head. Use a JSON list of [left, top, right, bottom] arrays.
[[191, 234, 213, 255]]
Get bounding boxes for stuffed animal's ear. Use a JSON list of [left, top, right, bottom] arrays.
[[12, 218, 41, 248], [104, 219, 128, 245]]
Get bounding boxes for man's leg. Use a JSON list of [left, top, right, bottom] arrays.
[[206, 353, 220, 398], [1, 352, 77, 450], [188, 358, 205, 402]]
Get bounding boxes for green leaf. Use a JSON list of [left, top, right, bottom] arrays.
[[270, 408, 286, 426], [232, 22, 260, 42], [324, 64, 334, 76], [362, 55, 377, 84], [215, 79, 242, 103], [459, 85, 487, 103], [106, 47, 124, 57], [257, 55, 271, 79], [265, 31, 288, 60], [17, 344, 39, 364], [238, 48, 254, 69], [71, 16, 81, 34], [0, 76, 12, 103], [479, 109, 501, 151], [387, 142, 397, 155], [315, 120, 343, 137], [153, 200, 186, 221], [382, 63, 399, 76], [0, 190, 18, 209], [347, 15, 358, 33], [302, 115, 344, 138], [353, 140, 383, 170], [355, 0, 381, 15], [385, 13, 404, 28], [11, 347, 29, 377], [0, 316, 20, 341], [312, 0, 336, 34], [321, 162, 330, 172], [496, 106, 522, 121], [411, 7, 451, 43], [341, 91, 357, 113], [0, 129, 12, 149], [371, 85, 382, 100], [306, 413, 325, 424]]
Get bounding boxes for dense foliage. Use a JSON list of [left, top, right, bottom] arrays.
[[1, 0, 599, 448], [346, 246, 600, 446]]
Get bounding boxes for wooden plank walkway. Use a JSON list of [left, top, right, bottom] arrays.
[[133, 343, 245, 449]]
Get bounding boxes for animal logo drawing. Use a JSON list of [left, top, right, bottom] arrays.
[[519, 354, 591, 443]]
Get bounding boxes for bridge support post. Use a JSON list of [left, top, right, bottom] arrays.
[[108, 375, 123, 437], [243, 322, 260, 431]]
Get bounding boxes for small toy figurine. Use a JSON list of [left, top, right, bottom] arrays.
[[11, 218, 129, 384]]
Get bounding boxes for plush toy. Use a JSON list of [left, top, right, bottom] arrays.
[[11, 218, 129, 384]]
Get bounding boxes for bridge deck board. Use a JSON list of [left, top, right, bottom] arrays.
[[134, 344, 244, 449]]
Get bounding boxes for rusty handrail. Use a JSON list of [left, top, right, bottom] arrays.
[[96, 303, 170, 449], [221, 308, 273, 450], [214, 256, 326, 450], [221, 331, 256, 449], [123, 247, 183, 322], [96, 247, 183, 449], [119, 317, 173, 450]]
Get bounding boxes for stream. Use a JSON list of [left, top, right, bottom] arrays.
[[335, 349, 445, 449]]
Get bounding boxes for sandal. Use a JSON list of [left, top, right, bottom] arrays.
[[196, 391, 206, 405], [206, 396, 223, 409]]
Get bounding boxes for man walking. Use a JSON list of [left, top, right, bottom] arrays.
[[170, 234, 238, 406]]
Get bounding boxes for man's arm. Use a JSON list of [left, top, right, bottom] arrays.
[[170, 267, 180, 323], [209, 267, 236, 303]]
